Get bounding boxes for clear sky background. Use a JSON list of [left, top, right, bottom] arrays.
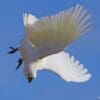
[[0, 0, 100, 100]]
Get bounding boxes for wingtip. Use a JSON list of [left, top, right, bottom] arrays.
[[23, 13, 28, 26], [75, 3, 83, 8], [82, 73, 92, 82], [74, 73, 92, 82], [23, 13, 37, 26]]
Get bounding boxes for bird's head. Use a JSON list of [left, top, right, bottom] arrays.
[[24, 58, 47, 83], [24, 62, 37, 83]]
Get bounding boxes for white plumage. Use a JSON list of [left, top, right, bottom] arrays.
[[36, 51, 91, 82], [19, 4, 92, 83]]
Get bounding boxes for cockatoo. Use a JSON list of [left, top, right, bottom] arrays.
[[9, 4, 92, 83]]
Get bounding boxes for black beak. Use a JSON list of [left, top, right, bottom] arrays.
[[28, 77, 33, 83]]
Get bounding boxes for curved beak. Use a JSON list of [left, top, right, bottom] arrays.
[[28, 77, 33, 83]]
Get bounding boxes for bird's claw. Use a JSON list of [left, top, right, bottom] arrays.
[[8, 47, 19, 54], [16, 58, 23, 70]]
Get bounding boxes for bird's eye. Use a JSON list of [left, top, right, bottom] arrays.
[[28, 73, 31, 77]]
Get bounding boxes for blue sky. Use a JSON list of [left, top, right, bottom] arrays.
[[0, 0, 100, 100]]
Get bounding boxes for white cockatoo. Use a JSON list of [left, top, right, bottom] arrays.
[[9, 4, 92, 83]]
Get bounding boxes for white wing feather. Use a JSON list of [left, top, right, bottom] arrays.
[[23, 13, 37, 26], [43, 51, 91, 82], [25, 4, 92, 50], [23, 13, 38, 38]]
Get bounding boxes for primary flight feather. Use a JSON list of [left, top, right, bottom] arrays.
[[24, 4, 91, 58], [12, 4, 92, 83]]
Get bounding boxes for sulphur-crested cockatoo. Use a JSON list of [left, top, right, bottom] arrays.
[[9, 4, 92, 83]]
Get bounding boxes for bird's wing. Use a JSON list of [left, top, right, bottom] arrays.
[[26, 4, 92, 50], [44, 51, 91, 82], [23, 13, 38, 27], [23, 13, 38, 38]]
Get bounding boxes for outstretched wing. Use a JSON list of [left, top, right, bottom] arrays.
[[25, 4, 92, 51], [44, 51, 91, 82]]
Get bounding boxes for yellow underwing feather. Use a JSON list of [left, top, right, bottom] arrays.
[[25, 4, 92, 50]]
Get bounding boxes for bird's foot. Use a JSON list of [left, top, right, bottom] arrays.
[[16, 58, 23, 70], [7, 47, 19, 54]]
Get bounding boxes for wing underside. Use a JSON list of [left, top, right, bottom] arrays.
[[44, 51, 91, 82], [26, 4, 92, 49]]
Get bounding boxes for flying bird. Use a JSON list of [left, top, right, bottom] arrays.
[[9, 4, 92, 83]]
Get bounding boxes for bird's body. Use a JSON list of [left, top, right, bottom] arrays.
[[20, 39, 91, 82], [18, 4, 92, 83]]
